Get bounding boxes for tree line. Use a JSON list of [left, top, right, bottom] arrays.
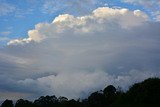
[[1, 78, 160, 107]]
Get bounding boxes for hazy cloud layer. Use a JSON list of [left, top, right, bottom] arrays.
[[0, 2, 15, 16], [42, 0, 105, 15], [122, 0, 160, 21], [122, 0, 160, 7], [0, 7, 160, 100], [0, 31, 11, 36]]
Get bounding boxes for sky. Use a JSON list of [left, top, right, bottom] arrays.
[[0, 0, 160, 101]]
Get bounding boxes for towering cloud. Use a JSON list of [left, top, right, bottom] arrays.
[[8, 7, 148, 44], [0, 7, 160, 100]]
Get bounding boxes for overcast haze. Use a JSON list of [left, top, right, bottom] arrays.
[[0, 0, 160, 101]]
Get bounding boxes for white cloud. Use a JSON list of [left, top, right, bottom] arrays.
[[7, 38, 33, 45], [0, 7, 160, 100]]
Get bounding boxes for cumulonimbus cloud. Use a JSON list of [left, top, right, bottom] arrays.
[[0, 7, 160, 100]]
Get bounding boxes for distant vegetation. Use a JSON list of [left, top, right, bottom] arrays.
[[1, 78, 160, 107]]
